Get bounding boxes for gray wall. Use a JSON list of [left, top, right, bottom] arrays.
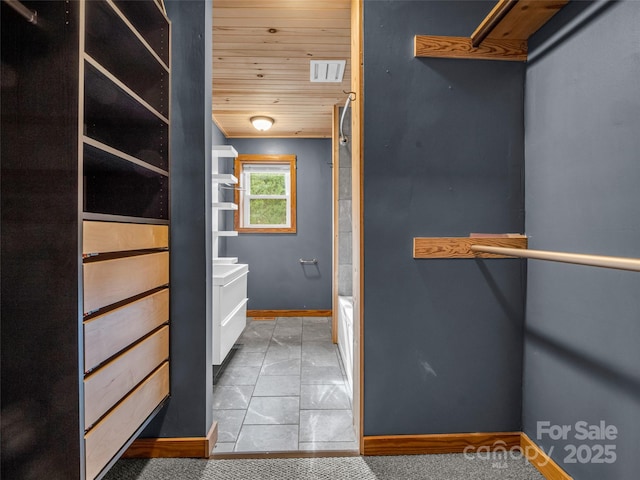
[[221, 138, 332, 310], [144, 0, 214, 438], [362, 0, 526, 435], [523, 2, 640, 478]]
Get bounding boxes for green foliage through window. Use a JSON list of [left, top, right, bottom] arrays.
[[249, 199, 287, 225], [249, 173, 286, 195], [235, 155, 296, 232]]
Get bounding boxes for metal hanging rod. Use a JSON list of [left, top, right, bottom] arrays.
[[3, 0, 38, 24], [470, 245, 640, 273]]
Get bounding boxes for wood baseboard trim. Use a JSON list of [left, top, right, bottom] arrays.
[[521, 433, 573, 480], [122, 421, 218, 458], [247, 309, 332, 318], [362, 432, 521, 456]]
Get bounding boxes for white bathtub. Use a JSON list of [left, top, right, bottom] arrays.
[[337, 296, 353, 397]]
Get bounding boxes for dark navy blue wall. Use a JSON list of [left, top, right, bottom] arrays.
[[222, 138, 332, 310], [523, 2, 640, 478], [144, 0, 214, 438], [362, 0, 526, 435], [212, 120, 226, 146]]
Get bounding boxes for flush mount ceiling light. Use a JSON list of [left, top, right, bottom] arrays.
[[250, 116, 274, 131]]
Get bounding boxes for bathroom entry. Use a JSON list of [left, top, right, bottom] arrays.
[[211, 0, 360, 454], [210, 134, 356, 453]]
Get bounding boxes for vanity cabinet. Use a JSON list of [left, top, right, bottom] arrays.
[[1, 1, 170, 478], [212, 264, 249, 365]]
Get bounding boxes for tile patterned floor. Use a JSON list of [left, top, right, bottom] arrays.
[[212, 317, 357, 453]]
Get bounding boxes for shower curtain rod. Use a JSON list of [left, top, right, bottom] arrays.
[[470, 245, 640, 272], [339, 91, 356, 145]]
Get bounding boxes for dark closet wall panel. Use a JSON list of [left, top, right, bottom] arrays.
[[142, 0, 215, 439], [524, 2, 640, 479], [362, 0, 526, 436], [1, 2, 82, 478]]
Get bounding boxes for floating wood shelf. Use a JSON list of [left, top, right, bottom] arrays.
[[414, 235, 528, 259], [415, 0, 569, 61]]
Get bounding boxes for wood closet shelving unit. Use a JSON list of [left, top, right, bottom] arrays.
[[82, 1, 171, 478], [1, 1, 170, 479]]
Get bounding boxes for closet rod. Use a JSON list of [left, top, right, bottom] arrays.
[[3, 0, 37, 24], [470, 245, 640, 273]]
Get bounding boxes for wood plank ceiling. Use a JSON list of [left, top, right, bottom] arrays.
[[212, 0, 351, 138]]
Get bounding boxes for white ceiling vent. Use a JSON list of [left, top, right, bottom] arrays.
[[310, 60, 346, 83]]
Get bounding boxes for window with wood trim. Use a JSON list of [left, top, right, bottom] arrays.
[[234, 154, 297, 233]]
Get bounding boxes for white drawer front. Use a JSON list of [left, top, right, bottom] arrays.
[[219, 272, 248, 320]]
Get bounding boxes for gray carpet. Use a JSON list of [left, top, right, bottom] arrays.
[[105, 453, 545, 479]]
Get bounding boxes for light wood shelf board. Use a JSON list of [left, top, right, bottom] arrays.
[[414, 35, 527, 61], [413, 236, 528, 259], [480, 0, 570, 42]]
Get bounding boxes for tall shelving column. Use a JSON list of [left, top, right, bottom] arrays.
[[80, 1, 171, 479], [1, 1, 171, 479], [212, 145, 239, 263]]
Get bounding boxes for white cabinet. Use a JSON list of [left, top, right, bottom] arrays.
[[212, 263, 249, 365]]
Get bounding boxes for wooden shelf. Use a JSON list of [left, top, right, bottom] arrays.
[[415, 0, 568, 61], [414, 235, 528, 259], [414, 35, 527, 62]]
